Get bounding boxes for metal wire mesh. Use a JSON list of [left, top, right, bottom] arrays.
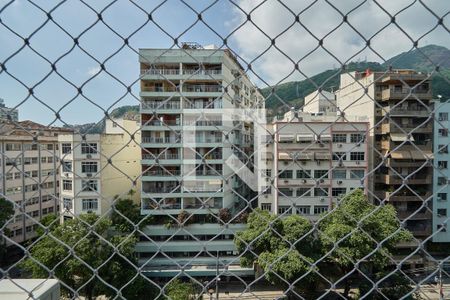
[[1, 0, 450, 299]]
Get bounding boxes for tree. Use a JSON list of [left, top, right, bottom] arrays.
[[234, 209, 319, 292], [0, 197, 14, 265], [164, 279, 198, 300], [318, 189, 413, 298], [21, 213, 158, 299], [111, 193, 150, 233]]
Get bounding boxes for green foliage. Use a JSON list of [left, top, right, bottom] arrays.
[[0, 197, 14, 228], [111, 193, 150, 233], [235, 210, 317, 288], [21, 213, 156, 299], [358, 271, 418, 299], [35, 214, 59, 236], [164, 279, 197, 300]]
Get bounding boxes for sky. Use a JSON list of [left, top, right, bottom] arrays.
[[0, 0, 449, 125]]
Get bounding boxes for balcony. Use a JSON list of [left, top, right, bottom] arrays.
[[141, 86, 178, 93], [381, 88, 432, 101], [380, 123, 432, 134], [141, 101, 181, 110], [376, 174, 432, 185], [183, 85, 222, 93], [381, 106, 429, 117], [195, 137, 222, 143], [143, 170, 181, 177], [184, 101, 222, 109], [408, 226, 432, 237], [140, 68, 180, 76], [143, 186, 181, 194], [142, 153, 180, 160], [397, 210, 432, 220], [142, 199, 182, 210], [383, 191, 432, 202], [182, 69, 222, 75], [142, 119, 180, 126], [141, 137, 180, 144]]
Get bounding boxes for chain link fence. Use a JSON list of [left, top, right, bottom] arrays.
[[1, 0, 450, 299]]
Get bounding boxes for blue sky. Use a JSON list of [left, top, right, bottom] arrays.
[[0, 0, 449, 125]]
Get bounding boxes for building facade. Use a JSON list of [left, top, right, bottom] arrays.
[[302, 90, 337, 115], [432, 99, 450, 242], [336, 69, 433, 238], [259, 112, 369, 218], [137, 46, 263, 277], [1, 121, 72, 244], [0, 99, 18, 122], [58, 119, 141, 219]]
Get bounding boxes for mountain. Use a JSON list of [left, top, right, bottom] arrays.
[[261, 44, 450, 116]]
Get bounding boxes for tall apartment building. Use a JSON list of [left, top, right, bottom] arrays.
[[0, 99, 18, 122], [302, 90, 337, 115], [1, 121, 72, 244], [137, 45, 263, 277], [432, 99, 450, 242], [336, 69, 433, 238], [259, 111, 369, 218], [58, 119, 141, 219]]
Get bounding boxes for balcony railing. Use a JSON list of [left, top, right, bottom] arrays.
[[182, 186, 223, 193], [141, 102, 181, 110], [142, 153, 180, 160], [142, 120, 180, 126], [195, 137, 222, 143], [184, 120, 223, 126], [381, 88, 432, 100], [141, 69, 180, 75], [195, 169, 222, 176], [183, 85, 222, 93], [141, 86, 178, 92], [184, 101, 223, 109], [143, 170, 181, 176], [142, 137, 180, 143], [182, 69, 222, 75], [144, 186, 181, 193]]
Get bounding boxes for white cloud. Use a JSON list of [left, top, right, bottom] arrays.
[[228, 0, 450, 85], [87, 66, 101, 76]]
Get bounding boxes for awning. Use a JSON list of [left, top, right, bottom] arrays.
[[390, 133, 414, 142], [298, 152, 313, 160], [278, 152, 291, 160], [411, 150, 433, 160], [315, 152, 331, 160], [318, 134, 332, 141], [297, 134, 314, 142], [278, 134, 294, 142], [390, 151, 412, 160]]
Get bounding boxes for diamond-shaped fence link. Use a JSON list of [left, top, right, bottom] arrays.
[[0, 0, 450, 299]]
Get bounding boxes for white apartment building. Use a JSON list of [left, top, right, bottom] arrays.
[[259, 112, 369, 219], [302, 90, 336, 115], [137, 45, 263, 278], [433, 99, 450, 242], [1, 121, 72, 244], [58, 118, 141, 219]]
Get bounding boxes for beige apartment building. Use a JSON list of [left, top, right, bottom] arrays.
[[1, 121, 72, 244], [336, 69, 433, 237], [260, 111, 369, 218], [302, 90, 337, 115], [58, 118, 141, 219]]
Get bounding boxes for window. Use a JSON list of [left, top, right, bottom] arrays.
[[332, 152, 347, 161], [314, 170, 328, 179], [6, 143, 21, 151], [81, 143, 98, 154], [263, 169, 271, 177], [81, 162, 98, 173], [31, 210, 39, 217], [438, 224, 447, 232], [62, 179, 72, 191], [42, 208, 48, 215], [438, 209, 447, 217], [82, 180, 98, 192], [296, 170, 311, 179], [62, 143, 71, 154], [62, 161, 72, 172], [438, 161, 448, 169], [279, 170, 293, 179], [47, 157, 53, 163], [439, 145, 449, 154], [82, 199, 98, 211], [438, 177, 447, 186], [261, 203, 271, 211], [63, 198, 72, 210], [278, 206, 292, 215], [332, 134, 346, 143], [332, 188, 347, 197], [439, 112, 448, 121], [438, 193, 447, 201], [81, 199, 98, 211], [14, 172, 21, 180], [262, 186, 271, 195], [350, 169, 365, 179], [350, 133, 365, 143], [6, 173, 13, 180], [296, 206, 310, 215], [314, 206, 328, 215], [278, 188, 293, 197], [332, 170, 346, 179], [41, 157, 47, 164], [297, 188, 311, 197], [47, 144, 54, 151], [350, 152, 365, 161], [314, 188, 328, 197], [439, 129, 448, 137]]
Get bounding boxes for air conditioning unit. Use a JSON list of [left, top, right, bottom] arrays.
[[356, 143, 361, 147], [320, 198, 325, 202], [284, 161, 289, 165], [301, 161, 306, 165], [319, 143, 324, 148], [302, 179, 307, 184], [317, 161, 321, 165], [337, 180, 343, 184], [86, 173, 92, 177], [284, 180, 289, 183], [65, 173, 69, 177], [320, 179, 324, 183], [87, 154, 92, 159], [356, 161, 361, 165], [338, 144, 342, 148]]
